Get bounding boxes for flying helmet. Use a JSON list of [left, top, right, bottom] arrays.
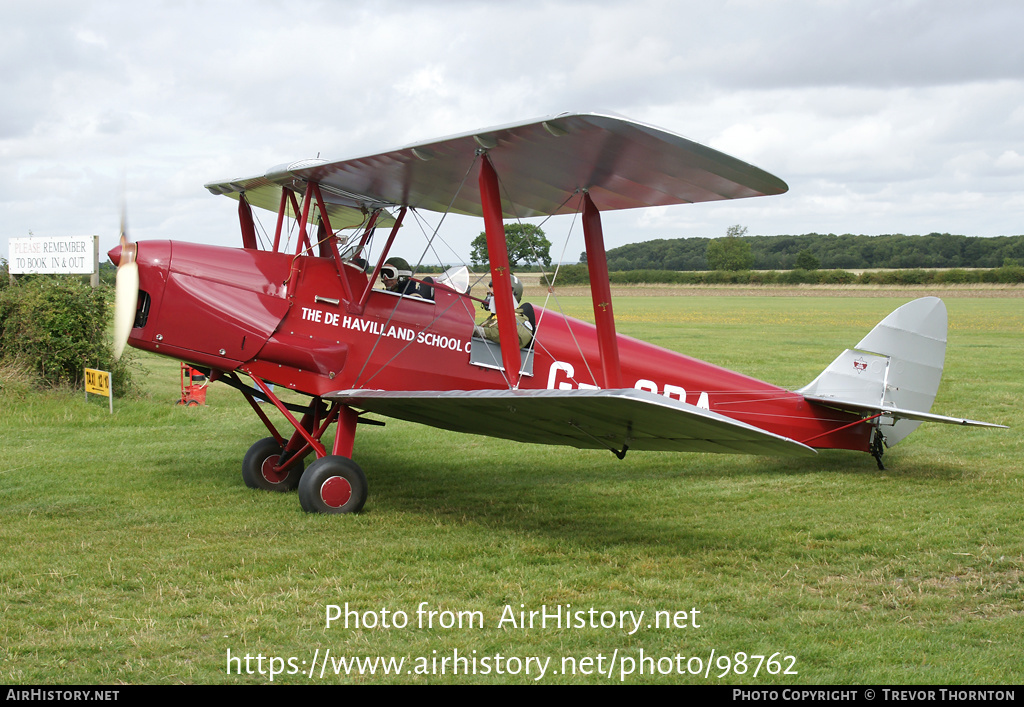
[[381, 256, 412, 282], [488, 274, 524, 301]]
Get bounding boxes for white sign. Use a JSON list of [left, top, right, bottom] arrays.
[[9, 235, 98, 275]]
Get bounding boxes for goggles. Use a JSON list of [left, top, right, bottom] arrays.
[[380, 265, 412, 281]]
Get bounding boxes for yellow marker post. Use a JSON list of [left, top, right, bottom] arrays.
[[85, 368, 113, 414]]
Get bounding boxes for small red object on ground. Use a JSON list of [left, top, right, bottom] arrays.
[[178, 363, 208, 406]]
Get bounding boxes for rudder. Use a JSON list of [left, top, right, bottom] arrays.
[[798, 297, 947, 448]]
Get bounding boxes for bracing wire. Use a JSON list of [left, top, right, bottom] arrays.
[[484, 164, 604, 388], [352, 155, 482, 388]]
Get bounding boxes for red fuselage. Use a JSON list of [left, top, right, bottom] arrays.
[[114, 241, 870, 453]]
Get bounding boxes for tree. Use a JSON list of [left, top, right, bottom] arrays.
[[795, 248, 820, 270], [706, 225, 753, 271], [470, 224, 552, 268]]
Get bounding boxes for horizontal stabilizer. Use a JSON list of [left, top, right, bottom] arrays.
[[804, 395, 1007, 429], [327, 387, 816, 457]]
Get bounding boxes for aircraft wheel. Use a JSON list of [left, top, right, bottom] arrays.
[[242, 437, 303, 492], [298, 455, 367, 514]]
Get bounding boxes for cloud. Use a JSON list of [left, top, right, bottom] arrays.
[[3, 0, 1024, 265]]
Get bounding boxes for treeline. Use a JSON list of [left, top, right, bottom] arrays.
[[549, 263, 1024, 286], [604, 233, 1024, 271]]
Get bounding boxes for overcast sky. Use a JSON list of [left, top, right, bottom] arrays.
[[3, 0, 1023, 266]]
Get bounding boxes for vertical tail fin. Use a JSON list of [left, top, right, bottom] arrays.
[[798, 297, 948, 447]]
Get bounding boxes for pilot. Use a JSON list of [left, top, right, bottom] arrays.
[[474, 274, 534, 347], [380, 257, 418, 295]]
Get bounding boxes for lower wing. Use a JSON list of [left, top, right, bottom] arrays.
[[326, 388, 817, 457]]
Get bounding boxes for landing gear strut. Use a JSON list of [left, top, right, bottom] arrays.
[[229, 371, 371, 514]]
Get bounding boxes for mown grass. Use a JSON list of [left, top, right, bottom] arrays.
[[1, 295, 1021, 684]]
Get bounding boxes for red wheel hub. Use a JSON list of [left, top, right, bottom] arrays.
[[320, 476, 352, 508], [261, 455, 289, 484]]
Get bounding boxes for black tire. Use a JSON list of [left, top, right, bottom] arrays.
[[241, 437, 303, 492], [298, 456, 368, 514]]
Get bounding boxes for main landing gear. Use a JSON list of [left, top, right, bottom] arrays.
[[242, 437, 305, 491], [226, 373, 372, 514], [298, 456, 368, 514]]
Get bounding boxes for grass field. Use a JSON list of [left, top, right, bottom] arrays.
[[1, 293, 1021, 684]]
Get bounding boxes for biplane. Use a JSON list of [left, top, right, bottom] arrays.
[[109, 112, 1003, 514]]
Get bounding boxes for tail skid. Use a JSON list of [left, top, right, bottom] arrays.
[[798, 298, 1004, 456]]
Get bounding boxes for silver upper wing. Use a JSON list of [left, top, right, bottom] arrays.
[[205, 161, 395, 231], [206, 112, 788, 221]]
